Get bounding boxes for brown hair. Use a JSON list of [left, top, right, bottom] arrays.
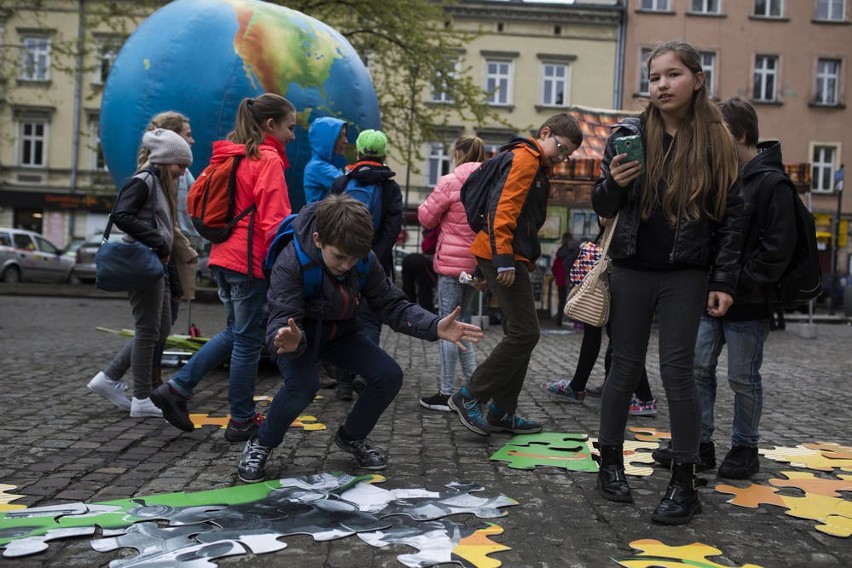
[[641, 41, 738, 224], [717, 96, 759, 147], [315, 194, 374, 257], [536, 112, 583, 147], [228, 93, 296, 158], [136, 111, 190, 169], [454, 135, 485, 165]]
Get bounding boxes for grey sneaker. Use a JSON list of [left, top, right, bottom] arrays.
[[150, 384, 194, 432], [237, 436, 272, 483], [130, 397, 163, 418], [334, 431, 387, 470], [448, 389, 489, 436], [87, 371, 130, 410], [486, 403, 543, 434]]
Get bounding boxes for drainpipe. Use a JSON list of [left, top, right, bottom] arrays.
[[612, 0, 626, 109], [68, 0, 85, 241]]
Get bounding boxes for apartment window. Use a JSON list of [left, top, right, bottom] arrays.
[[486, 59, 512, 105], [427, 143, 451, 186], [431, 59, 459, 103], [816, 0, 846, 20], [700, 51, 717, 97], [690, 0, 721, 14], [812, 145, 838, 192], [19, 120, 47, 167], [89, 120, 107, 171], [638, 47, 653, 95], [640, 0, 670, 10], [815, 59, 841, 105], [94, 38, 120, 84], [541, 63, 569, 107], [754, 0, 783, 17], [753, 55, 779, 102], [19, 36, 50, 81]]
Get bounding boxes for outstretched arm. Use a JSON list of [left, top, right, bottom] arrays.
[[437, 306, 484, 351], [274, 318, 303, 354]]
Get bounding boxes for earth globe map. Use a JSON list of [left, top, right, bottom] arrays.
[[100, 0, 381, 211]]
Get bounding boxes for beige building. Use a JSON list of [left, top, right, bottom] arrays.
[[621, 0, 851, 279]]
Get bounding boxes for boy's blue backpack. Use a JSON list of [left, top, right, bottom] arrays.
[[337, 177, 383, 232], [263, 213, 370, 300]]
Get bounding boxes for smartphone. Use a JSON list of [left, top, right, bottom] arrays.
[[614, 135, 644, 172]]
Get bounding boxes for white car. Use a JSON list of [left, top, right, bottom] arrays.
[[0, 227, 75, 283]]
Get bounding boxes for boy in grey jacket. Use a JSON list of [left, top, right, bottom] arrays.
[[237, 194, 483, 482]]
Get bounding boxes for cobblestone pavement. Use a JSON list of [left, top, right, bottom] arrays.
[[0, 288, 850, 567]]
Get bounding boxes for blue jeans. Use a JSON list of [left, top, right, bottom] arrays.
[[169, 267, 267, 422], [257, 319, 403, 448], [693, 314, 768, 448], [437, 274, 476, 395]]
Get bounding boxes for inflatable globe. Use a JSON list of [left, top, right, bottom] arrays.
[[100, 0, 380, 210]]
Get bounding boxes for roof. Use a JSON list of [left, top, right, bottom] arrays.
[[567, 105, 638, 161]]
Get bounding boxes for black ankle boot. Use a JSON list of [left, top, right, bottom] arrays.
[[652, 461, 702, 525], [596, 444, 633, 503], [652, 441, 716, 471]]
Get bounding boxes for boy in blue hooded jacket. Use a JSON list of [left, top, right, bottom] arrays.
[[303, 117, 348, 204]]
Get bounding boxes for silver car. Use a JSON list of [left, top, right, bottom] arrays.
[[0, 227, 75, 283]]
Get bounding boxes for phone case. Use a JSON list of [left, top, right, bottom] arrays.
[[614, 135, 644, 171]]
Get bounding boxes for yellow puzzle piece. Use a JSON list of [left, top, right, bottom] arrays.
[[189, 414, 326, 431], [614, 539, 764, 568], [590, 438, 659, 476], [760, 444, 852, 472], [628, 427, 671, 443], [0, 484, 26, 512], [453, 523, 511, 568]]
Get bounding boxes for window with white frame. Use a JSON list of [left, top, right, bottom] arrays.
[[19, 120, 47, 167], [485, 59, 512, 105], [690, 0, 721, 14], [640, 0, 670, 10], [19, 36, 50, 81], [431, 59, 459, 103], [88, 120, 107, 171], [700, 51, 717, 97], [753, 55, 779, 102], [816, 0, 846, 20], [815, 58, 841, 105], [427, 143, 451, 186], [638, 47, 653, 95], [94, 37, 120, 84], [812, 144, 838, 192], [541, 63, 569, 107], [754, 0, 783, 17]]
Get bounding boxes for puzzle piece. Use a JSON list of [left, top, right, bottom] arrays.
[[489, 432, 597, 472], [590, 438, 659, 476], [802, 442, 852, 460], [627, 427, 671, 443], [716, 482, 852, 537], [0, 485, 26, 512], [189, 413, 326, 431], [3, 527, 95, 558], [613, 539, 764, 568], [769, 471, 852, 497], [760, 444, 852, 472]]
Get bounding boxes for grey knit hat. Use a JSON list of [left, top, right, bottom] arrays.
[[143, 128, 193, 167]]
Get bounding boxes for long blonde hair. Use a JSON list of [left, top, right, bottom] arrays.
[[641, 41, 738, 224], [228, 93, 295, 158]]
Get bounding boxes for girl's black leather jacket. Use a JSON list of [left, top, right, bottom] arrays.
[[592, 117, 745, 296]]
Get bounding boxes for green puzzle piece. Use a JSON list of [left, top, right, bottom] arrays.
[[0, 472, 374, 547], [490, 432, 598, 472]]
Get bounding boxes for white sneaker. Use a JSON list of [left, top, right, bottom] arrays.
[[87, 371, 130, 410], [131, 397, 164, 418]]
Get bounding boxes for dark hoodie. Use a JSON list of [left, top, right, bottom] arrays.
[[725, 140, 797, 320], [265, 201, 438, 358]]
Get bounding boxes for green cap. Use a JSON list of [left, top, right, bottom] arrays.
[[356, 129, 387, 158]]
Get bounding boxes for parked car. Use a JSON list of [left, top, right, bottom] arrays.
[[0, 227, 75, 283], [72, 231, 125, 284], [196, 249, 214, 285]]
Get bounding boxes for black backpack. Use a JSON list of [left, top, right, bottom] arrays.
[[460, 152, 511, 234]]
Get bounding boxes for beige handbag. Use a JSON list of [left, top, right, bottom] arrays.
[[563, 214, 619, 327]]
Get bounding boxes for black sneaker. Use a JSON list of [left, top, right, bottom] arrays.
[[150, 384, 194, 432], [334, 431, 387, 470], [224, 414, 264, 443], [718, 445, 759, 479], [353, 376, 367, 394], [237, 436, 272, 483], [652, 441, 716, 471], [419, 392, 452, 412], [336, 383, 354, 401]]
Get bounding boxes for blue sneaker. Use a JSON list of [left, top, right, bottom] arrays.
[[486, 403, 543, 434], [448, 388, 489, 436]]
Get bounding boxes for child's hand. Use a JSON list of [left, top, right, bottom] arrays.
[[274, 318, 303, 354], [437, 306, 484, 351], [610, 153, 642, 188], [706, 291, 733, 318]]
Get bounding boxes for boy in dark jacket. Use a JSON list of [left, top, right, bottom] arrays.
[[654, 97, 797, 479], [237, 194, 482, 482]]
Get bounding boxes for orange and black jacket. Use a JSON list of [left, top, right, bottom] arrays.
[[470, 136, 549, 270]]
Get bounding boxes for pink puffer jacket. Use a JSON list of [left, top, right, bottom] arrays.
[[417, 161, 480, 277]]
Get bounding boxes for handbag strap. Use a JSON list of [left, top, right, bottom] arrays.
[[102, 169, 158, 243], [597, 213, 619, 259]]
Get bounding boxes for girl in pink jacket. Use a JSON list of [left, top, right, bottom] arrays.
[[417, 136, 486, 411]]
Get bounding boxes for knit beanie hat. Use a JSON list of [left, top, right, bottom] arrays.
[[143, 128, 193, 167], [356, 129, 387, 158]]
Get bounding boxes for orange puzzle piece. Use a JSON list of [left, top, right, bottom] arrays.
[[613, 538, 764, 568], [189, 414, 326, 431]]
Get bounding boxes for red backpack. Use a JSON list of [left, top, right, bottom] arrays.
[[186, 154, 255, 243]]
